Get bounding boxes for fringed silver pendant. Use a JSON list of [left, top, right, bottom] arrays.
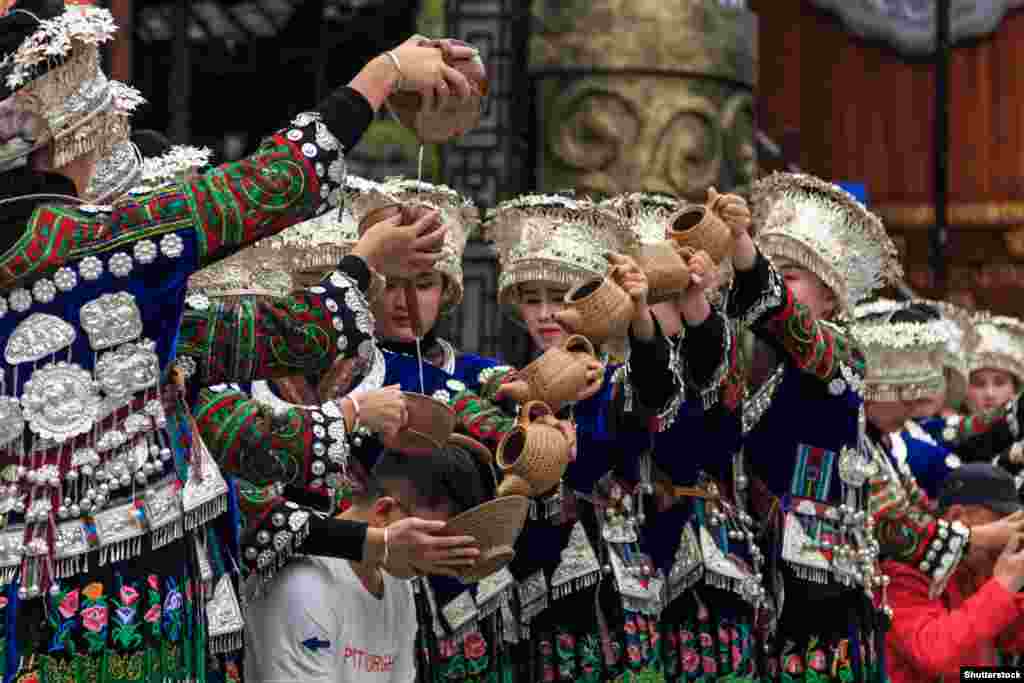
[[207, 574, 245, 655]]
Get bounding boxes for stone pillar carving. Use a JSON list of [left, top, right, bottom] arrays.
[[529, 0, 758, 200]]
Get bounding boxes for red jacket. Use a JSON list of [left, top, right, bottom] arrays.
[[884, 560, 1024, 682]]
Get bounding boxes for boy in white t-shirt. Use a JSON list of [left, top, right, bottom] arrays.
[[245, 443, 489, 683]]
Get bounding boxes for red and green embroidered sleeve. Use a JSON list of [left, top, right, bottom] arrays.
[[192, 383, 349, 491], [177, 267, 374, 385], [448, 366, 518, 451], [187, 111, 349, 267], [868, 440, 968, 595], [729, 250, 864, 385]]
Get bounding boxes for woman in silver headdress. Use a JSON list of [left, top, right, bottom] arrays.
[[0, 2, 482, 680]]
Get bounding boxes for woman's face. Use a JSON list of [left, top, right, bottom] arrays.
[[372, 272, 445, 342], [967, 368, 1018, 415], [780, 266, 837, 320], [908, 390, 947, 420], [516, 283, 570, 352]]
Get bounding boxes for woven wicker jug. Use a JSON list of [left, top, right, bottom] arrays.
[[635, 242, 692, 304], [502, 335, 602, 412], [667, 195, 734, 265], [555, 276, 635, 344], [496, 401, 571, 498], [441, 495, 529, 582]]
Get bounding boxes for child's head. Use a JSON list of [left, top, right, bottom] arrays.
[[354, 442, 491, 528]]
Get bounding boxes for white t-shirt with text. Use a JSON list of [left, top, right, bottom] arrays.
[[245, 556, 417, 683]]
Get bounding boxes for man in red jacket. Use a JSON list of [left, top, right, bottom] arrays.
[[885, 463, 1024, 682]]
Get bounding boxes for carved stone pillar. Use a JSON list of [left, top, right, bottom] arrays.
[[529, 0, 758, 199]]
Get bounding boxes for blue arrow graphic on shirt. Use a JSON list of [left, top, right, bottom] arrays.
[[301, 637, 331, 652]]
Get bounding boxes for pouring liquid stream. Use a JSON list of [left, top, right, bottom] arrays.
[[414, 143, 426, 394]]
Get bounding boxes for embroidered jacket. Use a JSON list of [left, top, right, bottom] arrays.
[[642, 307, 764, 613], [728, 250, 965, 595], [0, 86, 376, 680]]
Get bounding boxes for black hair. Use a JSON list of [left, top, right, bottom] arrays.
[[359, 444, 490, 516]]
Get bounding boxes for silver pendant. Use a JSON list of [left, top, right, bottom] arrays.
[[5, 314, 76, 365], [0, 397, 24, 447], [20, 362, 100, 442], [95, 340, 160, 398], [79, 292, 143, 350]]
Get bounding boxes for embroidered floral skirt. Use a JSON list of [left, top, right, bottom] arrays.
[[5, 539, 205, 683], [659, 588, 764, 682], [415, 610, 516, 683], [761, 576, 886, 683]]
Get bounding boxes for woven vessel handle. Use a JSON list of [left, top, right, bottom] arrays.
[[564, 334, 595, 358], [517, 400, 553, 428]]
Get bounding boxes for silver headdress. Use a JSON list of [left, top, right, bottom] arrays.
[[80, 81, 150, 203], [752, 172, 902, 316], [186, 174, 381, 299], [487, 194, 636, 304], [353, 177, 478, 312], [852, 300, 953, 402], [967, 312, 1024, 384], [1, 4, 127, 169]]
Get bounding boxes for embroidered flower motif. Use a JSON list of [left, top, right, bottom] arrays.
[[438, 638, 458, 659], [82, 582, 104, 601], [463, 632, 487, 659], [557, 633, 576, 651], [58, 589, 80, 618], [681, 648, 700, 673], [164, 587, 182, 612], [680, 629, 694, 643], [144, 605, 161, 623], [119, 585, 139, 606], [0, 596, 8, 609], [698, 632, 713, 648], [702, 655, 718, 674], [732, 645, 744, 670], [81, 605, 108, 632], [784, 654, 805, 674], [808, 648, 827, 672], [147, 575, 159, 590], [115, 606, 135, 625]]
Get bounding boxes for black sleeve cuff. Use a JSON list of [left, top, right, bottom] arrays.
[[727, 249, 779, 323], [315, 86, 375, 152], [338, 254, 372, 293], [627, 315, 676, 412], [301, 515, 369, 561], [683, 311, 728, 389]]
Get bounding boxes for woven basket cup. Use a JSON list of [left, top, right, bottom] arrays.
[[496, 401, 570, 497], [386, 54, 488, 145], [667, 200, 734, 265], [558, 276, 635, 344], [514, 335, 599, 412], [635, 241, 691, 304], [380, 393, 455, 455], [441, 495, 529, 582]]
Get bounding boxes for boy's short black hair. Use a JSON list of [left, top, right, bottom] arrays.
[[359, 443, 491, 516]]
